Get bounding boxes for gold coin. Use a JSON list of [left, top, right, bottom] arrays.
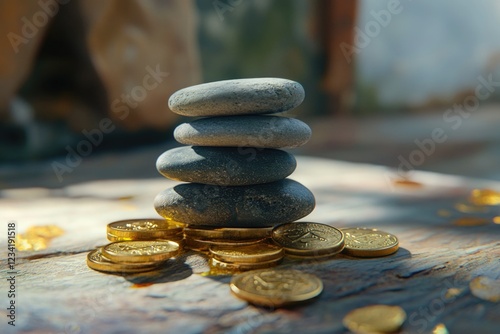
[[86, 247, 158, 273], [470, 276, 500, 302], [106, 231, 184, 242], [343, 305, 407, 333], [392, 178, 423, 188], [454, 202, 489, 213], [210, 257, 281, 272], [469, 188, 500, 206], [102, 240, 179, 263], [107, 219, 184, 238], [452, 217, 490, 226], [437, 209, 452, 217], [16, 224, 65, 251], [209, 244, 284, 263], [184, 226, 272, 240], [185, 237, 266, 252], [432, 323, 449, 334], [342, 227, 399, 257], [184, 237, 211, 252], [272, 222, 344, 256], [230, 269, 323, 307]]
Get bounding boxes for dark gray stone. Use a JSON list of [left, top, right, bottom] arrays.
[[154, 179, 315, 227], [168, 78, 305, 117], [173, 115, 311, 148], [156, 146, 296, 186]]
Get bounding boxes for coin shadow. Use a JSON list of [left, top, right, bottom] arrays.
[[336, 247, 412, 261], [119, 257, 193, 285]]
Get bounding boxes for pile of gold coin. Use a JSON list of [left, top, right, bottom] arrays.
[[183, 226, 272, 251], [183, 225, 285, 272], [87, 240, 180, 273], [209, 243, 284, 272], [271, 222, 399, 259], [88, 219, 400, 274], [87, 216, 406, 330], [106, 219, 184, 243], [87, 219, 183, 273]]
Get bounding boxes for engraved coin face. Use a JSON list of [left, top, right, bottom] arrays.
[[342, 228, 399, 257], [86, 247, 158, 273], [107, 219, 184, 238], [272, 222, 344, 256], [210, 244, 284, 263], [230, 269, 323, 307], [343, 305, 407, 333], [102, 241, 179, 263]]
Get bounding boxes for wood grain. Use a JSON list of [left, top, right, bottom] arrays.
[[1, 156, 499, 333]]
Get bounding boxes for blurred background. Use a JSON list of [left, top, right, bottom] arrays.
[[2, 0, 500, 187]]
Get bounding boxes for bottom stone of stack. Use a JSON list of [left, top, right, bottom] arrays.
[[154, 179, 315, 227]]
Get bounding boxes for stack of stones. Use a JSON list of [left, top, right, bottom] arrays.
[[154, 78, 315, 270]]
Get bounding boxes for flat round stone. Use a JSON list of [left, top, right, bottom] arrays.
[[174, 115, 311, 148], [154, 179, 315, 227], [168, 78, 305, 116], [156, 146, 296, 186]]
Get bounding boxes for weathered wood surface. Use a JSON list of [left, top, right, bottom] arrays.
[[1, 152, 500, 334]]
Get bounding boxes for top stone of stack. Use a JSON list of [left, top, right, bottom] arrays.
[[168, 78, 305, 117]]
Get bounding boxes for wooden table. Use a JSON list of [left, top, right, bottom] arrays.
[[1, 154, 499, 334]]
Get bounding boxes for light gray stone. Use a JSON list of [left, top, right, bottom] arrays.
[[154, 179, 315, 227], [156, 146, 296, 186], [173, 115, 311, 148], [168, 78, 305, 116]]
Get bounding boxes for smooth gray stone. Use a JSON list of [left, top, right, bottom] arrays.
[[154, 179, 315, 227], [174, 115, 311, 148], [168, 78, 305, 116], [156, 146, 296, 186]]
